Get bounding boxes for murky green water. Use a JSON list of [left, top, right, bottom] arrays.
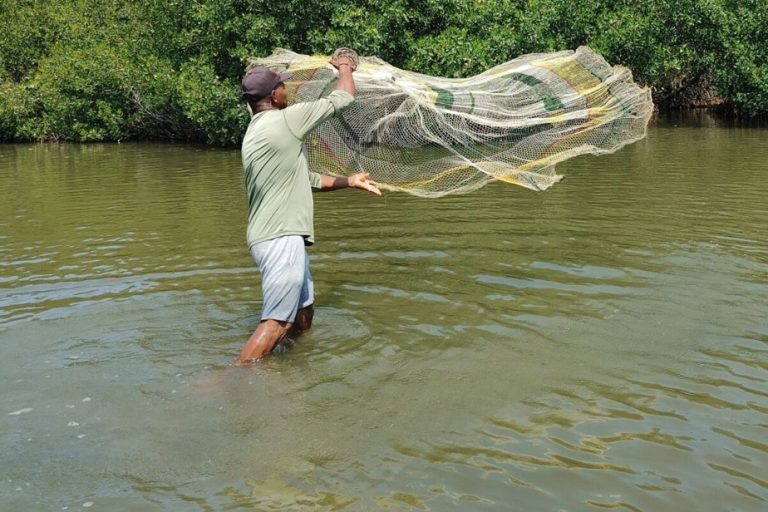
[[1, 114, 767, 511]]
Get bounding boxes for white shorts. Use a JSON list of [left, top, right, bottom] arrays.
[[249, 235, 314, 323]]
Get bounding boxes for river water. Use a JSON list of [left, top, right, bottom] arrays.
[[1, 114, 766, 511]]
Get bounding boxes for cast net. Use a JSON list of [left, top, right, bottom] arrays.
[[248, 46, 653, 197]]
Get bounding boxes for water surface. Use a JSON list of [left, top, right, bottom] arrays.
[[1, 114, 767, 510]]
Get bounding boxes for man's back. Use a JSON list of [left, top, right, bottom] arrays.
[[241, 89, 353, 247]]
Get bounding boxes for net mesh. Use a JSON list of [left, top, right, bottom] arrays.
[[248, 46, 654, 197]]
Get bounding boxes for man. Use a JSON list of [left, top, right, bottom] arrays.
[[238, 49, 380, 363]]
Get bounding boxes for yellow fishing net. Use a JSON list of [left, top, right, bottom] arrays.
[[248, 46, 653, 197]]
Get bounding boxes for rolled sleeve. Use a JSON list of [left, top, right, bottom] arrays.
[[308, 171, 322, 189]]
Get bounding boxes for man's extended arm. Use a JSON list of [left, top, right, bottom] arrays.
[[331, 52, 356, 98], [318, 173, 381, 196], [334, 63, 355, 97], [282, 48, 357, 140], [312, 50, 377, 195]]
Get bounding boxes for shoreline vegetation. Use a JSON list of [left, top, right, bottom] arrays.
[[1, 0, 766, 146]]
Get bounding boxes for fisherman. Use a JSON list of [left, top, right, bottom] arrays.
[[238, 48, 380, 362]]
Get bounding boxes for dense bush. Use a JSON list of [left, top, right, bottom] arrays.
[[1, 0, 766, 145]]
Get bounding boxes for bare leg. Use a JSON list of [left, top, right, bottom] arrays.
[[239, 319, 291, 363], [289, 304, 314, 334]]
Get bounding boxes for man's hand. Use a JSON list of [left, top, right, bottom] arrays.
[[348, 172, 382, 196], [330, 47, 359, 71], [330, 48, 357, 97], [331, 55, 355, 70]]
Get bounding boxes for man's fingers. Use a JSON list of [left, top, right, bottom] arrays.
[[350, 173, 381, 195], [367, 182, 382, 196]]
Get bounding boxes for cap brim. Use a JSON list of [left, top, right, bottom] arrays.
[[277, 71, 293, 82]]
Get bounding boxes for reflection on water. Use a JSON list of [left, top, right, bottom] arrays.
[[1, 115, 767, 510]]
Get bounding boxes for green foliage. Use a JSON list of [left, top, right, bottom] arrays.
[[0, 1, 65, 81], [593, 0, 725, 107], [22, 43, 129, 141], [177, 57, 246, 146], [1, 0, 767, 144], [715, 0, 768, 114], [17, 43, 184, 142], [403, 1, 523, 77], [0, 81, 32, 142]]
